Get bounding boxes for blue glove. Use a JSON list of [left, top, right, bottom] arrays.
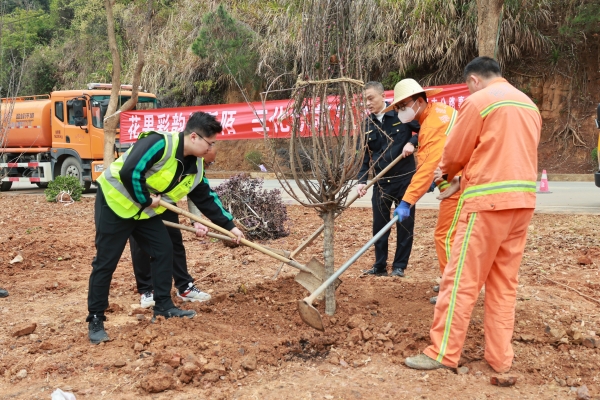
[[393, 200, 411, 222], [427, 180, 437, 193]]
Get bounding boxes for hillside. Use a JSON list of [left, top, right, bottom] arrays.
[[1, 0, 599, 173]]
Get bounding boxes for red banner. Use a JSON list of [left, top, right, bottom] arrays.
[[120, 83, 470, 143]]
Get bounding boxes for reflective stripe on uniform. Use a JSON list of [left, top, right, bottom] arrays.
[[437, 211, 477, 363], [157, 160, 205, 215], [99, 132, 180, 219], [443, 109, 458, 136], [480, 101, 539, 118], [462, 180, 536, 199], [443, 179, 535, 269]]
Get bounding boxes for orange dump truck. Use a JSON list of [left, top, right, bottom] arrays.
[[0, 84, 158, 191]]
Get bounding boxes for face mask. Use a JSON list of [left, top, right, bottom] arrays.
[[397, 101, 421, 123]]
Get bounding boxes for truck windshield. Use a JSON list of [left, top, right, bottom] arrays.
[[90, 96, 158, 129]]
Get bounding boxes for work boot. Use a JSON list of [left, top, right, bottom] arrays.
[[433, 285, 440, 293], [177, 283, 211, 303], [140, 291, 155, 308], [0, 288, 8, 298], [362, 266, 387, 276], [430, 296, 437, 304], [87, 315, 110, 344], [405, 353, 450, 370], [390, 268, 405, 277], [153, 307, 196, 322]]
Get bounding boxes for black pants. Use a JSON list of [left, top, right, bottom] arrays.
[[371, 179, 415, 271], [87, 187, 175, 318], [130, 210, 193, 295]]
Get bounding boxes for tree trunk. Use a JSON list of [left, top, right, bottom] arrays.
[[103, 0, 153, 168], [477, 0, 504, 58], [103, 0, 121, 168], [322, 210, 336, 316]]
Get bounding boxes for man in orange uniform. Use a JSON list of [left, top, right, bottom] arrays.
[[405, 57, 541, 372], [384, 80, 460, 288]]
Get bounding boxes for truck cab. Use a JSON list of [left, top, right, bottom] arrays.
[[1, 84, 158, 191]]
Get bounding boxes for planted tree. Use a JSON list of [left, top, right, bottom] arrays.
[[263, 0, 375, 316]]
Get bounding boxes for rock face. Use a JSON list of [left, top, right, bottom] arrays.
[[12, 323, 36, 337]]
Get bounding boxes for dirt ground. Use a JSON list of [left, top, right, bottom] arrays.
[[1, 194, 600, 399]]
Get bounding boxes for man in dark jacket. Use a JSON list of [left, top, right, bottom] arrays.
[[356, 81, 419, 277]]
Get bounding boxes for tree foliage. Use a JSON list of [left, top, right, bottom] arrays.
[[192, 4, 259, 90], [0, 0, 595, 108]]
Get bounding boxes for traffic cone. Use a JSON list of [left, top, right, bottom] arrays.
[[538, 169, 550, 193]]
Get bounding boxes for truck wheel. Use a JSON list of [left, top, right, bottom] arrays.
[[0, 181, 12, 191], [60, 157, 84, 184]]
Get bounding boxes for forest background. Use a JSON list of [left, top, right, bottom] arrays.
[[1, 0, 599, 173]]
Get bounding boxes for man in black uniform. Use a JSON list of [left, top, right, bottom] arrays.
[[356, 81, 419, 277], [87, 112, 243, 344]]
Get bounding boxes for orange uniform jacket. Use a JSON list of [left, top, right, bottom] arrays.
[[402, 102, 458, 205], [439, 78, 542, 212]]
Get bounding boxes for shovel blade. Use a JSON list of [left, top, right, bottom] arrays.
[[297, 299, 324, 331], [294, 257, 342, 300]]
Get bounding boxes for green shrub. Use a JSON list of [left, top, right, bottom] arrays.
[[244, 150, 263, 169], [592, 147, 598, 162], [44, 176, 83, 202]]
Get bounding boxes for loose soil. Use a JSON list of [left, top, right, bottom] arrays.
[[1, 194, 600, 399]]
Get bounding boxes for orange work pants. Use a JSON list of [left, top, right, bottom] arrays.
[[434, 194, 460, 274], [423, 207, 534, 372]]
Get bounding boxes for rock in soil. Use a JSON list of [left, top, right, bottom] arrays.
[[577, 256, 593, 265], [490, 375, 518, 387], [577, 385, 590, 400], [241, 354, 257, 371], [457, 366, 469, 375], [12, 323, 36, 337], [141, 373, 173, 393]]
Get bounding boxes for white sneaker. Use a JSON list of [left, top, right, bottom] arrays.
[[140, 291, 155, 308], [177, 283, 211, 303]]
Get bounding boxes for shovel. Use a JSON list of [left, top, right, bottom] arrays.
[[273, 153, 406, 278], [162, 220, 291, 258], [298, 215, 400, 331], [158, 200, 339, 296]]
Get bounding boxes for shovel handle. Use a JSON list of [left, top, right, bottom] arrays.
[[163, 220, 291, 258], [306, 215, 400, 303], [290, 153, 405, 258], [158, 200, 307, 270]]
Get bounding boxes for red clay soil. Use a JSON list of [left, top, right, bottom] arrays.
[[1, 194, 600, 399]]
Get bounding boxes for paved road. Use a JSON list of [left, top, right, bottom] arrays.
[[4, 180, 599, 214]]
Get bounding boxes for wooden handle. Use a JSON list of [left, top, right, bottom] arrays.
[[158, 200, 298, 266], [163, 220, 291, 258]]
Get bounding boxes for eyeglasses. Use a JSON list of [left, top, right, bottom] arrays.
[[194, 133, 216, 148], [394, 99, 415, 112]]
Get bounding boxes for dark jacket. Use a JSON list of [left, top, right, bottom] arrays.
[[119, 132, 234, 230], [357, 106, 420, 184]]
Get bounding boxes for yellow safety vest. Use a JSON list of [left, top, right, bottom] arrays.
[[97, 131, 204, 219]]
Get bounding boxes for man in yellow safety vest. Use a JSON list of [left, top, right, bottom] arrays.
[[87, 112, 243, 344]]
